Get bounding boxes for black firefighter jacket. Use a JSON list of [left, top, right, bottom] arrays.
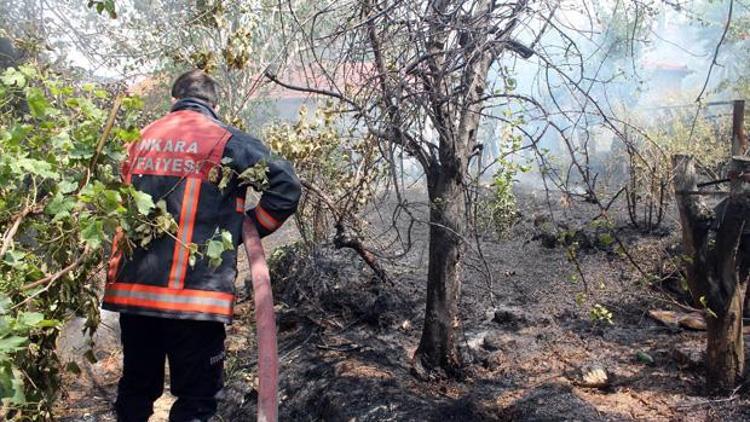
[[103, 98, 301, 323]]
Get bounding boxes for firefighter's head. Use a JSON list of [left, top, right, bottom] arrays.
[[171, 69, 219, 109]]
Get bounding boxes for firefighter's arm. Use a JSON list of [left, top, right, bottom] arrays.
[[225, 129, 302, 237]]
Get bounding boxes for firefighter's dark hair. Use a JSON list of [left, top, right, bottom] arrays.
[[171, 70, 219, 107]]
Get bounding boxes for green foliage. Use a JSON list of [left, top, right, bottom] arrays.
[[481, 129, 527, 238], [487, 165, 519, 238], [615, 100, 730, 231], [86, 0, 117, 19], [0, 63, 147, 419], [634, 104, 729, 174], [0, 62, 239, 419], [0, 295, 59, 409], [238, 160, 270, 192], [264, 103, 385, 243], [204, 229, 234, 269]]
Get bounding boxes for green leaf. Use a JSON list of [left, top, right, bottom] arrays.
[[598, 233, 614, 247], [217, 166, 233, 191], [237, 160, 270, 191], [206, 240, 225, 269], [17, 312, 44, 328], [0, 296, 12, 315], [80, 219, 105, 250], [114, 127, 141, 142], [0, 363, 26, 404], [0, 336, 27, 353], [33, 319, 60, 329], [59, 180, 77, 194], [17, 64, 36, 79], [51, 130, 73, 151], [154, 213, 177, 234], [206, 240, 224, 259], [156, 199, 168, 213], [0, 68, 25, 87], [131, 190, 155, 215], [9, 124, 30, 145], [8, 368, 25, 404], [14, 157, 58, 180], [26, 87, 50, 118], [221, 230, 233, 249], [188, 243, 198, 268], [2, 250, 26, 268], [139, 234, 153, 248], [699, 296, 718, 319], [635, 351, 655, 365], [63, 97, 80, 108], [100, 189, 124, 214], [122, 95, 144, 111], [46, 192, 76, 222], [84, 349, 97, 364]]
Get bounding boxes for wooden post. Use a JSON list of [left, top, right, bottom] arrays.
[[673, 154, 750, 393], [732, 100, 746, 156]]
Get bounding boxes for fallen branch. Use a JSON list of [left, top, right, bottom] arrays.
[[300, 178, 390, 284], [0, 204, 43, 258], [23, 248, 90, 291], [333, 223, 391, 285]]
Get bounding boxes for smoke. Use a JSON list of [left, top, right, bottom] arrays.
[[481, 0, 745, 193]]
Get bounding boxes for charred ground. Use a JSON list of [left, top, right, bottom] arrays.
[[57, 189, 750, 421]]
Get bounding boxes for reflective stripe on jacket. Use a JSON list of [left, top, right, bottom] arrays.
[[103, 98, 301, 323]]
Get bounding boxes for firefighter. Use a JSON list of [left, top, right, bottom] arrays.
[[104, 70, 301, 422]]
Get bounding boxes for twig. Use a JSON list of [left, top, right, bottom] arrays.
[[0, 204, 42, 258], [695, 0, 734, 103]]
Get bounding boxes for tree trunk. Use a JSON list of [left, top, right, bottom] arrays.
[[706, 285, 746, 391], [704, 156, 750, 392], [673, 154, 750, 393], [415, 167, 465, 376]]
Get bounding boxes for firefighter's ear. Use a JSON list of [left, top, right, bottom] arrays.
[[214, 104, 220, 113], [170, 97, 177, 104]]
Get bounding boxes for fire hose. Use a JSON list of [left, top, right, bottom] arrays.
[[242, 217, 279, 422]]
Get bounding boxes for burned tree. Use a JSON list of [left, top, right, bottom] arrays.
[[673, 154, 750, 392], [267, 0, 535, 375]]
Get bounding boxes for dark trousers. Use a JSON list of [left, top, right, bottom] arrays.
[[115, 313, 226, 422]]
